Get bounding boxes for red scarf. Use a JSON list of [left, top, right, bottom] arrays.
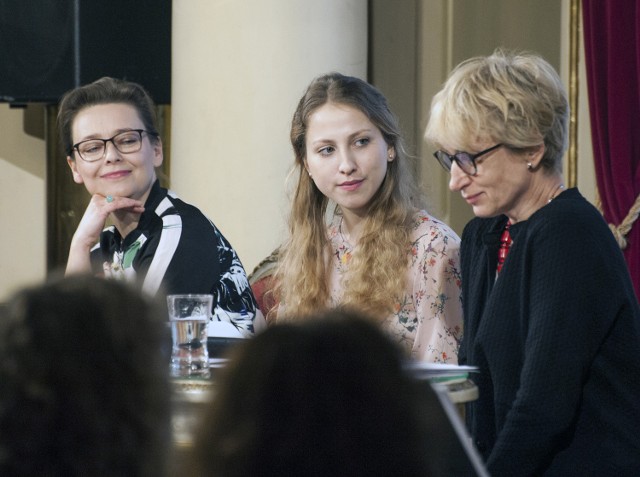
[[496, 221, 512, 274]]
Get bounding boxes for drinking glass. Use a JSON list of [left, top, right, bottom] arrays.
[[167, 294, 211, 378]]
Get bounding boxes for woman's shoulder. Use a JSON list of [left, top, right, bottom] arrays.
[[160, 191, 216, 224], [527, 188, 607, 233], [152, 192, 236, 248], [410, 210, 461, 243]]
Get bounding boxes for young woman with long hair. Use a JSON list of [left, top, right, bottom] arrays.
[[274, 73, 462, 362]]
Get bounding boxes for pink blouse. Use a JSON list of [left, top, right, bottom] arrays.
[[327, 211, 463, 363]]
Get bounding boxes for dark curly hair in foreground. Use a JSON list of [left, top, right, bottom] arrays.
[[0, 275, 171, 476], [191, 307, 443, 477]]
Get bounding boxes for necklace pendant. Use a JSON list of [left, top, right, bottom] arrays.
[[548, 184, 565, 203]]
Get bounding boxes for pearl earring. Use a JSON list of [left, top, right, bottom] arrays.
[[527, 162, 533, 170]]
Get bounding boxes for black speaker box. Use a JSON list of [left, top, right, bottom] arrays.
[[0, 0, 171, 105]]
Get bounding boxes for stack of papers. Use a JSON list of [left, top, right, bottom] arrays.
[[208, 358, 228, 368], [404, 362, 479, 383]]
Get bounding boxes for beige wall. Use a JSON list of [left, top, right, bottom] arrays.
[[0, 106, 46, 300], [0, 0, 597, 300], [171, 0, 368, 275]]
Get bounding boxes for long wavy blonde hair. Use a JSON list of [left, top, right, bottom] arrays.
[[273, 73, 425, 322]]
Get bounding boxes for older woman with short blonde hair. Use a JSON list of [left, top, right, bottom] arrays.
[[426, 49, 640, 475]]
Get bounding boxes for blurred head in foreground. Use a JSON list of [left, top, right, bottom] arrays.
[[191, 307, 442, 477], [0, 275, 171, 477]]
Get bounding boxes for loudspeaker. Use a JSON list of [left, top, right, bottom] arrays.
[[0, 0, 171, 104]]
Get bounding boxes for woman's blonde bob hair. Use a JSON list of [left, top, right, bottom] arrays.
[[425, 49, 569, 173]]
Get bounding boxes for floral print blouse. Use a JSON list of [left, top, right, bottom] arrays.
[[327, 210, 463, 362]]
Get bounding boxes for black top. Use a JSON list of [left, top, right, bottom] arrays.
[[460, 188, 640, 476], [91, 180, 260, 336]]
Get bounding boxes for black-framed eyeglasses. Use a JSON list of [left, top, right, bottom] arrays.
[[71, 129, 157, 162], [433, 143, 503, 176]]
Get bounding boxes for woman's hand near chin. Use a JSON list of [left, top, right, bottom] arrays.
[[65, 194, 145, 276]]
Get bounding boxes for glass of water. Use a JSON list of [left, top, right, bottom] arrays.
[[167, 294, 212, 379]]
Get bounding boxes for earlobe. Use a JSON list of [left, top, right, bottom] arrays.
[[153, 138, 164, 168], [67, 157, 84, 184], [526, 144, 545, 170], [387, 145, 396, 162]]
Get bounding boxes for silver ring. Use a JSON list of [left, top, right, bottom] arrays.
[[106, 195, 114, 203]]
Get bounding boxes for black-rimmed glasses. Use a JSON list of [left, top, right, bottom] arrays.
[[71, 129, 156, 162], [433, 144, 503, 176]]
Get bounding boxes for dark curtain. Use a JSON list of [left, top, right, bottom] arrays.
[[582, 0, 640, 299]]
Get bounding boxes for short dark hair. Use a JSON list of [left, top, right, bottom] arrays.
[[57, 76, 160, 156], [0, 275, 171, 476]]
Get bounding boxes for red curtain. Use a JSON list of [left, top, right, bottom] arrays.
[[582, 0, 640, 299]]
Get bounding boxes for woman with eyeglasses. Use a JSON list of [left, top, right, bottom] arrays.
[[58, 77, 264, 336], [273, 73, 463, 363], [426, 49, 640, 476]]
